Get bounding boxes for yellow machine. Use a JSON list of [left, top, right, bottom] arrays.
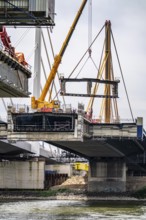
[[31, 0, 88, 110], [73, 162, 89, 172]]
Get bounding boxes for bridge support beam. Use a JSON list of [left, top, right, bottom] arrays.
[[88, 159, 126, 192]]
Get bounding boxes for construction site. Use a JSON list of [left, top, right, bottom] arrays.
[[0, 0, 145, 194]]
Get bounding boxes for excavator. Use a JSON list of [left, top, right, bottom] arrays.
[[31, 0, 88, 111]]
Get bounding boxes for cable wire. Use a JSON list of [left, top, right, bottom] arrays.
[[75, 56, 89, 78], [68, 24, 105, 78], [14, 28, 31, 47], [111, 30, 134, 122], [88, 0, 92, 57]]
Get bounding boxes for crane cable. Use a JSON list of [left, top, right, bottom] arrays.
[[110, 54, 119, 121], [75, 55, 99, 79], [74, 0, 96, 79], [75, 56, 90, 78], [26, 44, 37, 62], [68, 24, 105, 78], [88, 0, 92, 57], [14, 28, 31, 48], [53, 25, 105, 101], [90, 56, 98, 71], [111, 30, 134, 122], [86, 35, 106, 112], [41, 29, 59, 102], [71, 0, 97, 78]]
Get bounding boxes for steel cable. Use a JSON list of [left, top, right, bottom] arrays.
[[68, 24, 105, 78], [111, 30, 134, 122]]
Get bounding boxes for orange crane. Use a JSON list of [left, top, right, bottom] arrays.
[[31, 0, 88, 111]]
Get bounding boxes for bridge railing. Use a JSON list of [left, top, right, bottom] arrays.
[[9, 104, 74, 114]]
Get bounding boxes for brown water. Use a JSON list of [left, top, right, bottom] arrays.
[[0, 200, 145, 219]]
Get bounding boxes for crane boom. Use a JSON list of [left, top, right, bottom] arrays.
[[31, 0, 88, 109]]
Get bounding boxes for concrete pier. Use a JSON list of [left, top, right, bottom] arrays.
[[88, 159, 126, 192], [0, 161, 45, 189]]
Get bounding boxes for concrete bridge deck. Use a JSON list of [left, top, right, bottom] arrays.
[[3, 108, 145, 160]]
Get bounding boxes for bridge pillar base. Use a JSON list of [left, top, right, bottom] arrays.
[[88, 160, 126, 192]]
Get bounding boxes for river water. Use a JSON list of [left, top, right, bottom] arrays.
[[0, 200, 146, 220]]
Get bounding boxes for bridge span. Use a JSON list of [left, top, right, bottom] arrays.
[[1, 106, 145, 192], [6, 106, 145, 158]]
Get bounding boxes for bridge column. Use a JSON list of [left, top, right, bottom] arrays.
[[88, 159, 126, 192]]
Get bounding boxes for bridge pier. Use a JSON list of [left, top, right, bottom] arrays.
[[88, 159, 126, 192]]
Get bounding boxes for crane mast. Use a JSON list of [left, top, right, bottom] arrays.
[[104, 21, 111, 123], [31, 0, 88, 110]]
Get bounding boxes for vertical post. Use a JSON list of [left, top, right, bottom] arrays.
[[33, 28, 41, 98], [104, 21, 111, 123]]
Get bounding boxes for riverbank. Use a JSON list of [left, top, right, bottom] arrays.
[[0, 176, 146, 202], [0, 189, 146, 203]]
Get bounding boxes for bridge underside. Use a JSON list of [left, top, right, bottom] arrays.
[[47, 138, 146, 160]]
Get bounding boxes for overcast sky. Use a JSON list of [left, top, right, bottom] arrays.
[[4, 0, 146, 126]]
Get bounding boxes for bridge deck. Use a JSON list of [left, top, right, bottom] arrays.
[[4, 109, 145, 159]]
